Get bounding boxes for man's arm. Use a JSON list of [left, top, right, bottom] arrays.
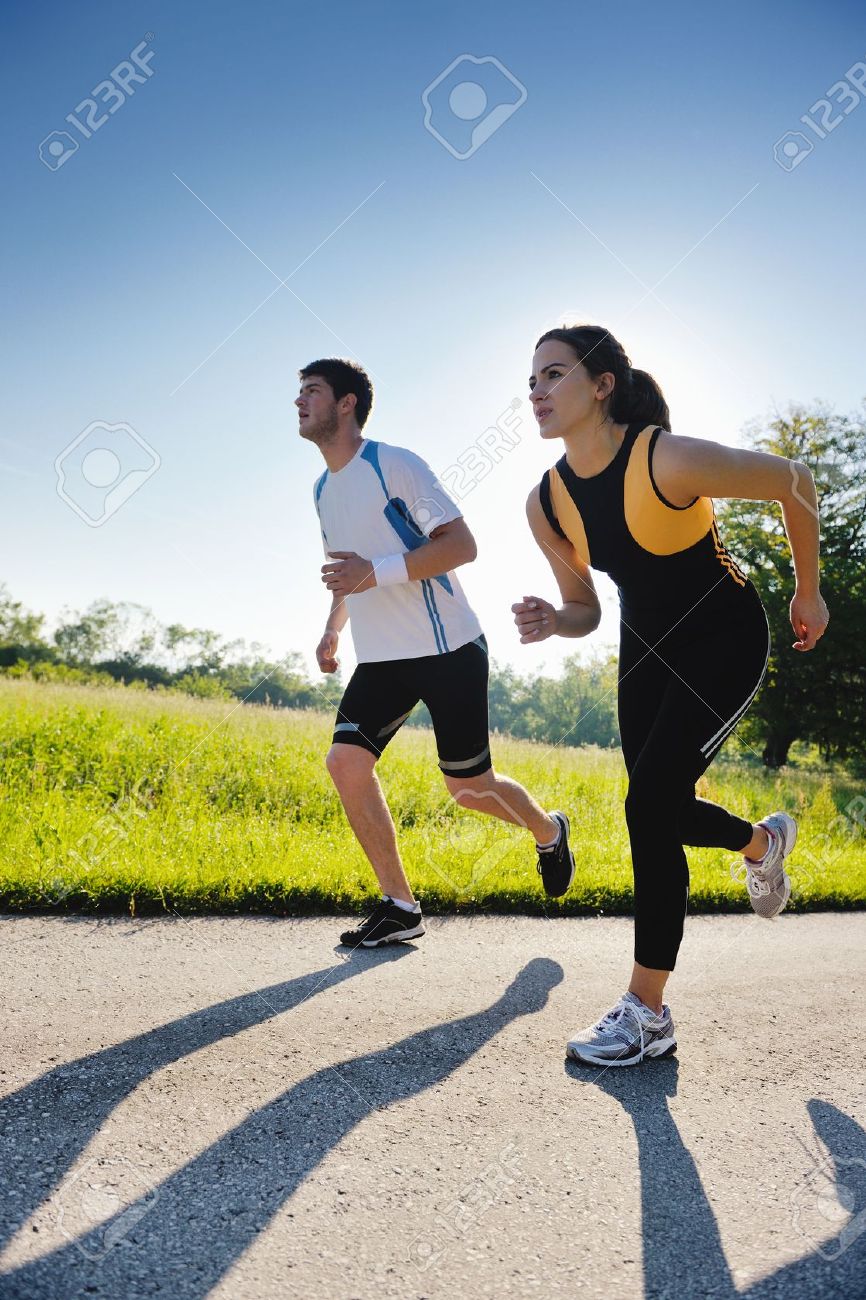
[[325, 592, 349, 633], [316, 593, 349, 674], [320, 517, 477, 597], [405, 517, 476, 579]]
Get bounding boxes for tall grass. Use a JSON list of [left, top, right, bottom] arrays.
[[0, 679, 863, 915]]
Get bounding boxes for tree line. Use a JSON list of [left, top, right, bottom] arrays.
[[1, 403, 863, 769], [0, 582, 621, 747]]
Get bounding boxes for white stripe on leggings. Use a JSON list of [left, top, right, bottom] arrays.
[[699, 625, 770, 758]]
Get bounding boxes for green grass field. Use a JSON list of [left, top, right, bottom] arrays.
[[1, 678, 863, 916]]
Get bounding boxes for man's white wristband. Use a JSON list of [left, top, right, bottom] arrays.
[[372, 553, 409, 587]]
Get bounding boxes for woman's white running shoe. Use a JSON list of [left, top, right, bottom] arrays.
[[566, 992, 677, 1066], [731, 810, 797, 919]]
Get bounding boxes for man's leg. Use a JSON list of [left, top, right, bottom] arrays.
[[441, 766, 558, 845], [419, 637, 559, 845], [325, 744, 416, 905], [421, 636, 575, 895], [328, 661, 420, 907]]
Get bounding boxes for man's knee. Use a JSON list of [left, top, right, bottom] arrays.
[[443, 767, 496, 807], [325, 743, 377, 787]]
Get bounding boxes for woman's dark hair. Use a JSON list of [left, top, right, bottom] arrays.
[[298, 357, 374, 429], [535, 325, 671, 431]]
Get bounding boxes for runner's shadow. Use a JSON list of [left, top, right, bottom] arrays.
[[0, 957, 563, 1300], [567, 1061, 866, 1299], [0, 942, 413, 1258], [745, 1100, 866, 1300], [569, 1057, 733, 1298]]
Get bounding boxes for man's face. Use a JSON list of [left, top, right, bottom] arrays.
[[296, 376, 339, 444]]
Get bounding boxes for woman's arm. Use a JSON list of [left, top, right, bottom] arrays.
[[513, 486, 602, 643], [653, 433, 829, 651]]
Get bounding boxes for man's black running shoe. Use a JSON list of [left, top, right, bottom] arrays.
[[339, 898, 426, 948], [536, 811, 575, 897]]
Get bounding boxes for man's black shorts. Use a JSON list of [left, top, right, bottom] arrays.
[[332, 634, 491, 777]]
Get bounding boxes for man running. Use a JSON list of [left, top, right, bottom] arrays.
[[298, 356, 574, 948]]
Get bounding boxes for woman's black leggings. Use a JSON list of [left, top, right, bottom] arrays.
[[618, 580, 771, 971]]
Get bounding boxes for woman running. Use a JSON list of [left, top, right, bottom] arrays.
[[514, 325, 829, 1066]]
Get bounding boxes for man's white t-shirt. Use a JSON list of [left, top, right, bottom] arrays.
[[314, 439, 483, 663]]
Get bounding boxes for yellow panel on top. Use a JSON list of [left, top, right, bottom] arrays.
[[549, 466, 591, 567], [624, 427, 714, 555]]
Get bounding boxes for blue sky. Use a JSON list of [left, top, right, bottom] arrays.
[[2, 0, 864, 682]]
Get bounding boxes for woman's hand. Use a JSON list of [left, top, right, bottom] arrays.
[[790, 588, 829, 652], [512, 595, 558, 644]]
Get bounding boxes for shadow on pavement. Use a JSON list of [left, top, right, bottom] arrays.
[[0, 943, 413, 1258], [569, 1059, 866, 1299], [0, 956, 564, 1299]]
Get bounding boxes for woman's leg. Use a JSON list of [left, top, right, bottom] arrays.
[[611, 629, 676, 1013], [675, 608, 771, 856], [567, 598, 773, 1060], [623, 693, 696, 977], [623, 609, 772, 975], [678, 795, 757, 853], [617, 626, 682, 1010]]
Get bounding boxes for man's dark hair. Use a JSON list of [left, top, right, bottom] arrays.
[[299, 358, 374, 429]]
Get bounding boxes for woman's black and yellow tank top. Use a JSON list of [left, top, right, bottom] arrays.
[[539, 422, 750, 617]]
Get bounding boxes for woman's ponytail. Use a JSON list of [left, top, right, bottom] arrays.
[[610, 367, 670, 431]]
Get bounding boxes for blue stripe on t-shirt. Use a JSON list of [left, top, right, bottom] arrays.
[[363, 443, 454, 595], [314, 469, 330, 546], [359, 441, 388, 495], [422, 578, 449, 653], [352, 440, 455, 652]]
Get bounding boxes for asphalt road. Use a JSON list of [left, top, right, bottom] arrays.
[[1, 912, 865, 1300]]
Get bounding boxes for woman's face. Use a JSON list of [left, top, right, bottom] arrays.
[[529, 339, 611, 440]]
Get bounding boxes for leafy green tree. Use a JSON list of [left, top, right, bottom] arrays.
[[717, 402, 866, 767], [0, 585, 49, 665], [483, 652, 620, 748], [162, 624, 243, 675], [487, 662, 532, 738], [0, 584, 46, 645], [54, 599, 159, 668], [219, 650, 342, 710]]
